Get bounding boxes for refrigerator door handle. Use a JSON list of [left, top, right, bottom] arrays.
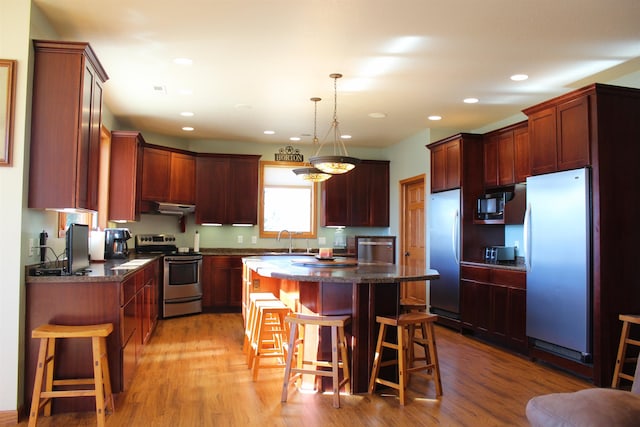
[[452, 209, 459, 264], [524, 202, 531, 272]]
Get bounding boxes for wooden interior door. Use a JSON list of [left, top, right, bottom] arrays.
[[400, 175, 426, 301]]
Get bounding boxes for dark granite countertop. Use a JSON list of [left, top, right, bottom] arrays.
[[243, 255, 440, 284], [25, 254, 162, 283]]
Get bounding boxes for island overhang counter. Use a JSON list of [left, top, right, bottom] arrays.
[[242, 255, 440, 393]]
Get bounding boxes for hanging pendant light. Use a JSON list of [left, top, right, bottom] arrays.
[[309, 73, 361, 174], [293, 97, 332, 182]]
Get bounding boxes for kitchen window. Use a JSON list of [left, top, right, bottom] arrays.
[[259, 161, 317, 239]]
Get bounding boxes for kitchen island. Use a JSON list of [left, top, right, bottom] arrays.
[[242, 255, 439, 393]]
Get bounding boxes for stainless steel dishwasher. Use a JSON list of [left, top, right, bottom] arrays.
[[355, 236, 396, 264]]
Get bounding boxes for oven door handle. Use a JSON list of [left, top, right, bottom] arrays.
[[165, 258, 202, 264]]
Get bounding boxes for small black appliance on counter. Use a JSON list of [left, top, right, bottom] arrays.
[[484, 246, 516, 264], [104, 228, 131, 259]]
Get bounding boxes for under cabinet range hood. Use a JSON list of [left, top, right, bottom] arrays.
[[154, 202, 196, 216]]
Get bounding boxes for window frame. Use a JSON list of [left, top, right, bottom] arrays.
[[259, 161, 318, 239]]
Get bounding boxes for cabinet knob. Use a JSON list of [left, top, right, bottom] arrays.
[[404, 251, 410, 257]]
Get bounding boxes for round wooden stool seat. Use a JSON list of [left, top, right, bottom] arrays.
[[281, 313, 351, 408], [369, 312, 442, 405], [28, 323, 115, 427]]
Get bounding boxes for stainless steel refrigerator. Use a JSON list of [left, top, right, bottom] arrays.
[[525, 167, 591, 362], [428, 189, 461, 319]]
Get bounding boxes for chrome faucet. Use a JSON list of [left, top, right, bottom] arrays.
[[277, 229, 293, 253]]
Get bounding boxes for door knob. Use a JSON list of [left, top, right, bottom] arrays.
[[404, 251, 410, 256]]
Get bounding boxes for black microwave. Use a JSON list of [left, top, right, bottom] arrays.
[[476, 192, 510, 220]]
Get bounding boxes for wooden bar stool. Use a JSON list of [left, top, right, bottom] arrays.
[[29, 323, 115, 427], [246, 299, 289, 368], [400, 297, 429, 364], [281, 313, 351, 408], [612, 314, 640, 389], [242, 292, 279, 356], [250, 302, 292, 380], [369, 312, 442, 405]]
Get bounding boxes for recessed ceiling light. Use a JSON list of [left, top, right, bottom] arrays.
[[428, 115, 442, 121], [180, 112, 194, 117], [263, 130, 275, 135], [182, 126, 194, 132], [463, 98, 479, 104], [174, 58, 193, 65], [341, 135, 352, 140], [510, 74, 529, 81], [289, 137, 301, 141], [368, 112, 387, 119]]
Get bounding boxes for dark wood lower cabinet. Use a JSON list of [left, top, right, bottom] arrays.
[[460, 264, 527, 354], [24, 259, 159, 414], [202, 255, 243, 310]]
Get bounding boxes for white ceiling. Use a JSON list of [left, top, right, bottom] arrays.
[[33, 0, 640, 148]]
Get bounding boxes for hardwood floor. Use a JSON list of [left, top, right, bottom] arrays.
[[20, 313, 591, 426]]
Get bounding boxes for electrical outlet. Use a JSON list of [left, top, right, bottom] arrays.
[[251, 236, 257, 244], [237, 235, 244, 244], [318, 237, 326, 245], [29, 238, 34, 256]]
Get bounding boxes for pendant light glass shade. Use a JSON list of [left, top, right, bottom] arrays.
[[292, 97, 333, 182], [309, 73, 360, 174], [292, 166, 332, 182]]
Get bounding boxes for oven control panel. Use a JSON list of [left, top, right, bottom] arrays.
[[135, 234, 177, 252]]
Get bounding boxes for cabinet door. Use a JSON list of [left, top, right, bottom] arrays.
[[368, 161, 390, 227], [528, 107, 558, 175], [141, 147, 171, 201], [507, 288, 527, 350], [196, 156, 229, 225], [483, 136, 498, 188], [350, 164, 371, 226], [322, 172, 350, 226], [490, 285, 509, 338], [497, 132, 515, 186], [230, 259, 244, 307], [474, 282, 492, 333], [227, 157, 259, 224], [430, 143, 446, 192], [85, 64, 104, 211], [557, 96, 590, 171], [444, 139, 461, 190], [109, 131, 143, 222], [513, 125, 530, 183], [169, 152, 196, 204], [201, 256, 216, 308], [460, 280, 477, 329]]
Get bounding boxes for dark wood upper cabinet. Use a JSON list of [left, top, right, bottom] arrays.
[[513, 124, 530, 183], [195, 154, 260, 225], [524, 91, 590, 175], [169, 152, 196, 204], [321, 160, 390, 227], [29, 40, 108, 210], [429, 137, 461, 192], [483, 121, 528, 189], [108, 131, 144, 222], [141, 146, 195, 205]]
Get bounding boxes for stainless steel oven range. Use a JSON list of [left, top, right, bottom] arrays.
[[135, 234, 203, 318]]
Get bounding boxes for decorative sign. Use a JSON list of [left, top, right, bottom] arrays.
[[275, 145, 304, 162]]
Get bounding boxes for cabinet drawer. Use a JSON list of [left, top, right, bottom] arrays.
[[121, 276, 137, 306], [489, 269, 526, 289], [120, 299, 137, 344], [461, 265, 490, 282]]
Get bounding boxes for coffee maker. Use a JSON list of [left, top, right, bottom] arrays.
[[104, 228, 132, 259]]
